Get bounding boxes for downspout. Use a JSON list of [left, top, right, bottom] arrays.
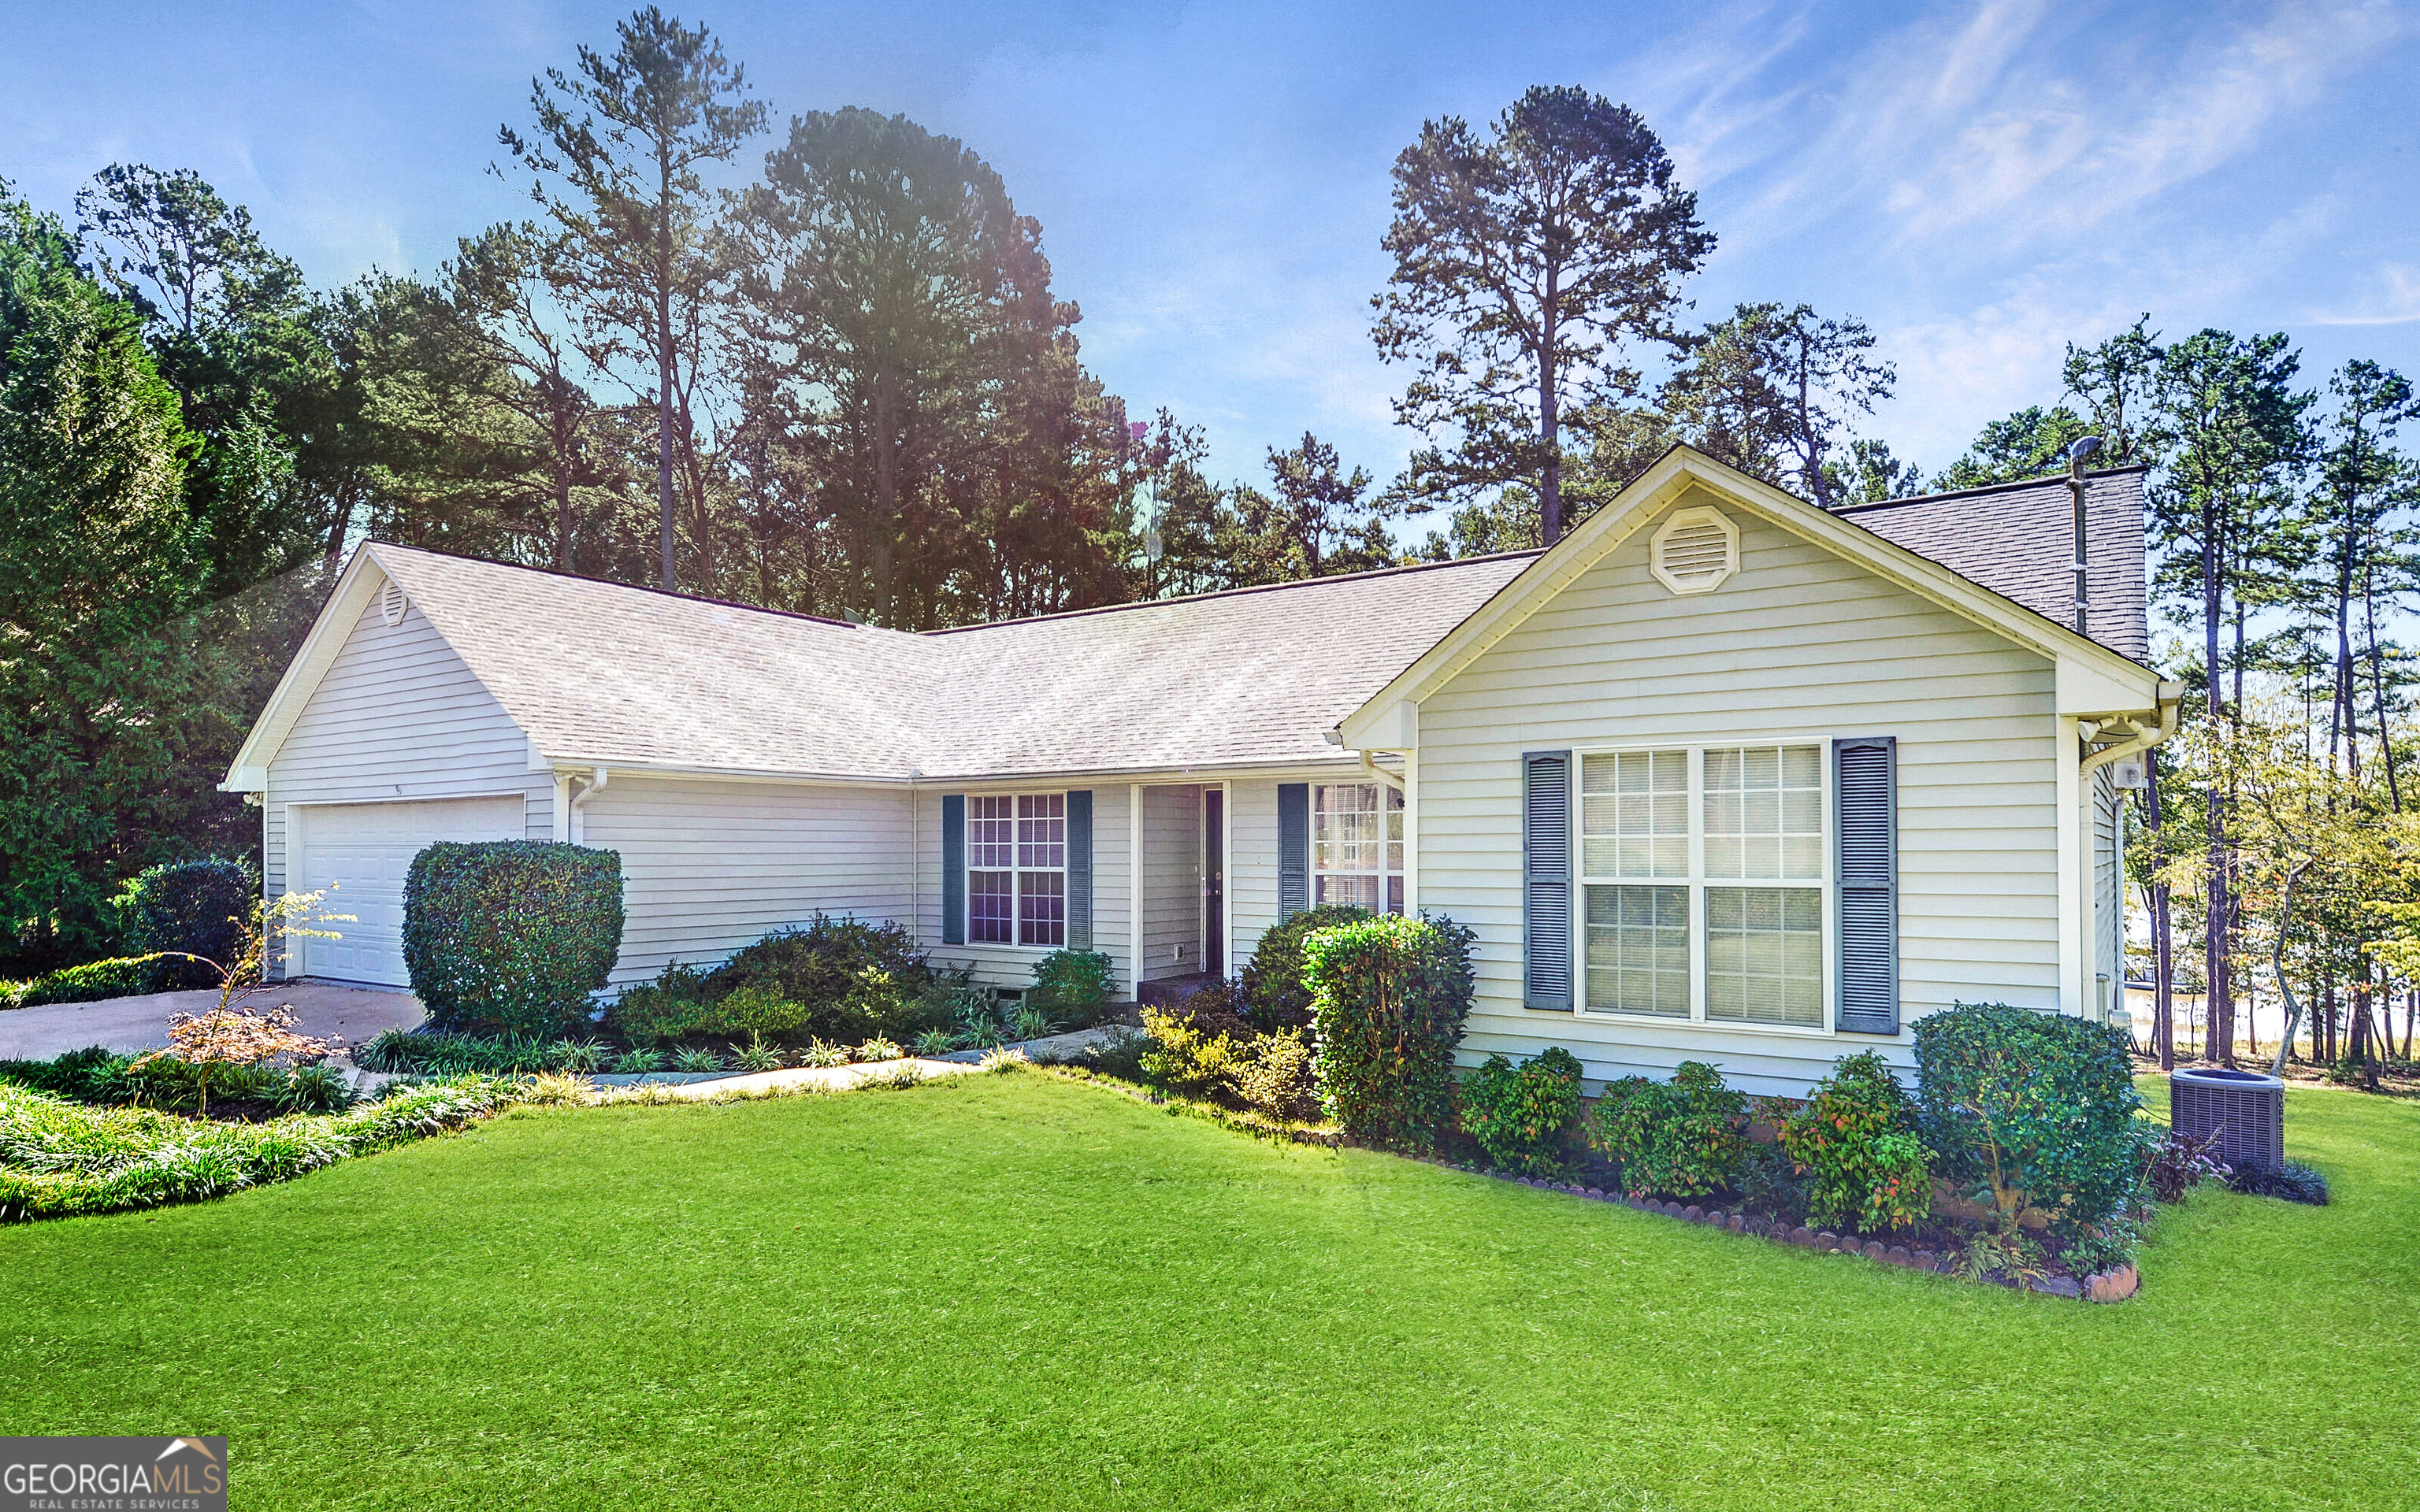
[[2080, 684, 2184, 776], [567, 766, 609, 843]]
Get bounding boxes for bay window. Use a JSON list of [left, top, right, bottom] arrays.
[[1577, 744, 1827, 1028], [1312, 781, 1404, 913]]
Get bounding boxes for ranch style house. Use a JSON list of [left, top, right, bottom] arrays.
[[223, 446, 2176, 1096]]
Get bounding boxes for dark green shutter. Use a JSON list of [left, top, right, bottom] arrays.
[[1834, 736, 1899, 1034], [1523, 750, 1573, 1011], [1067, 789, 1093, 950], [941, 794, 966, 946], [1277, 783, 1309, 921]]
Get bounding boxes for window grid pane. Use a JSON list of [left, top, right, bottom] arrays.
[[1704, 744, 1823, 880], [1313, 783, 1405, 913], [969, 795, 1015, 869], [1017, 792, 1066, 869], [1581, 750, 1688, 880], [1018, 869, 1065, 947], [1585, 884, 1689, 1017], [1706, 885, 1822, 1025], [969, 869, 1013, 944]]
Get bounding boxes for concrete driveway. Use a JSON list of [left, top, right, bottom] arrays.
[[0, 981, 425, 1062]]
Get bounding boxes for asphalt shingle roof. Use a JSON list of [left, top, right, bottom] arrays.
[[360, 465, 2152, 781], [1833, 467, 2151, 663]]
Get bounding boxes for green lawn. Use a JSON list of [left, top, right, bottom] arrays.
[[2, 1071, 2413, 1511]]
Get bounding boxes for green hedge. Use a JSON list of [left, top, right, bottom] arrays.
[[1587, 1061, 1748, 1199], [1301, 913, 1474, 1149], [1238, 904, 1374, 1032], [1914, 1002, 2147, 1259], [403, 842, 624, 1038], [5, 954, 169, 1010], [1459, 1047, 1583, 1176], [117, 858, 255, 987]]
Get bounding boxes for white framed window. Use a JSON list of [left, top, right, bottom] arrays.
[[1313, 782, 1405, 914], [1576, 743, 1828, 1028], [967, 792, 1065, 947]]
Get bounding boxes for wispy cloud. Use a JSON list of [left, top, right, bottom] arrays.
[[2310, 265, 2420, 327]]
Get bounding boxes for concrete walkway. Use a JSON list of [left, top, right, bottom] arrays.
[[0, 981, 425, 1062], [596, 1057, 981, 1099]]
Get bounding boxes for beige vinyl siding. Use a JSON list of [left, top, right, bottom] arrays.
[[1414, 493, 2062, 1097], [577, 776, 915, 989], [1138, 784, 1204, 980], [914, 784, 1134, 993], [262, 595, 550, 974]]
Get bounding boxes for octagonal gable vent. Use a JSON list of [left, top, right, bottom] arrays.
[[1649, 506, 1739, 595], [379, 580, 408, 627]]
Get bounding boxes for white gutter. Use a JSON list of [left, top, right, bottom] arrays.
[[2080, 681, 2184, 775]]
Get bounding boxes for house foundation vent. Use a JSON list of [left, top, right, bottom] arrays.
[[2170, 1067, 2285, 1172]]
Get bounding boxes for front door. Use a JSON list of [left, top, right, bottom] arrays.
[[1202, 788, 1225, 976]]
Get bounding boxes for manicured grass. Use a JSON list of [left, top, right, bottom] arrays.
[[3, 1072, 2414, 1510]]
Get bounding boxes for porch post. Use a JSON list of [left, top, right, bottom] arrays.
[[1221, 780, 1235, 979], [1129, 782, 1144, 1000], [2056, 716, 2084, 1017], [1402, 750, 1419, 915]]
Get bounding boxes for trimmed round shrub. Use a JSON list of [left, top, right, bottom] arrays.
[[1302, 912, 1475, 1149], [1914, 1001, 2147, 1249], [402, 841, 624, 1038], [1460, 1046, 1584, 1176], [707, 914, 930, 1043], [1238, 903, 1375, 1032], [1030, 949, 1115, 1024], [1767, 1050, 1931, 1234], [1587, 1061, 1747, 1199], [118, 858, 255, 987]]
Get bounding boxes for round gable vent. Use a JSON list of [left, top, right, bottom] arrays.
[[1649, 506, 1739, 595], [379, 580, 408, 627]]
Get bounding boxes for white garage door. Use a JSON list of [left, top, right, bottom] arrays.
[[295, 797, 526, 986]]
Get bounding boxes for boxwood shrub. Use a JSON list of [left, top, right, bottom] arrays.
[[1301, 912, 1475, 1150], [1914, 1001, 2147, 1255], [403, 841, 624, 1038], [118, 858, 256, 987], [1587, 1061, 1748, 1199]]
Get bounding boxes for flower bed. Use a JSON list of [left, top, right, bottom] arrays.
[[1435, 1160, 2142, 1301]]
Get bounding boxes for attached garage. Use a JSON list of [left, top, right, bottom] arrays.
[[291, 796, 525, 984]]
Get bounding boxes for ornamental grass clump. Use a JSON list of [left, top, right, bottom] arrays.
[[1914, 1001, 2150, 1272], [1586, 1061, 1746, 1199], [1459, 1047, 1584, 1177], [403, 841, 623, 1039], [1762, 1051, 1931, 1234], [1301, 913, 1475, 1150]]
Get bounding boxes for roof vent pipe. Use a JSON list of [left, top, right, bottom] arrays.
[[2067, 435, 2104, 636]]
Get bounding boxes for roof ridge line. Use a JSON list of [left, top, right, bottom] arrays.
[[1830, 464, 2150, 516], [922, 550, 1546, 636], [367, 540, 900, 635]]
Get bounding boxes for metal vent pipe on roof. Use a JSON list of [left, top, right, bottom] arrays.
[[2068, 435, 2104, 636]]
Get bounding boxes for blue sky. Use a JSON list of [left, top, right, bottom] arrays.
[[5, 0, 2415, 493]]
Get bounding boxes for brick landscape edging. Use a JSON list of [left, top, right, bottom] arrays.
[[1437, 1162, 2140, 1303]]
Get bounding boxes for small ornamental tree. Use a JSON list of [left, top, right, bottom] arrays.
[[1460, 1046, 1584, 1176], [147, 1003, 336, 1116], [1914, 1001, 2149, 1258], [403, 842, 624, 1038], [1762, 1051, 1930, 1234], [1301, 913, 1475, 1149]]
